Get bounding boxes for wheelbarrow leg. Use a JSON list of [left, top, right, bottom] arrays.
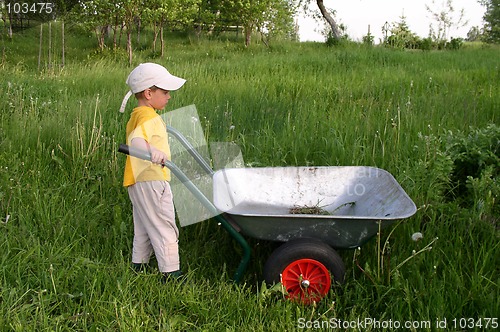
[[215, 214, 251, 283]]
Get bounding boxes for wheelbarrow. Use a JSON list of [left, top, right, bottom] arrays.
[[118, 125, 417, 304]]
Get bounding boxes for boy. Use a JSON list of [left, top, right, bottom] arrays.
[[120, 63, 186, 281]]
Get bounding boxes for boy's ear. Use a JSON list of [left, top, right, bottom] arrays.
[[136, 89, 151, 100], [143, 88, 153, 100]]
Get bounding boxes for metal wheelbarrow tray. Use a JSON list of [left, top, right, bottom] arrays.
[[213, 166, 417, 249]]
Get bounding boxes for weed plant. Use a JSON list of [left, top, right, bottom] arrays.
[[0, 26, 498, 330]]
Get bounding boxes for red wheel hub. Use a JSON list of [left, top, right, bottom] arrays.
[[281, 258, 331, 304]]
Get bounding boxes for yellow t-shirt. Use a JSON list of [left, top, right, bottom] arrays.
[[123, 106, 171, 186]]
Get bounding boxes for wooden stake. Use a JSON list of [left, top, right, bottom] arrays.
[[48, 21, 52, 68], [61, 20, 65, 67], [38, 24, 43, 71]]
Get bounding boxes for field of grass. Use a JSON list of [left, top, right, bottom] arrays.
[[0, 24, 498, 330]]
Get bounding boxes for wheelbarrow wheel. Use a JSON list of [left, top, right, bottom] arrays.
[[263, 238, 345, 304]]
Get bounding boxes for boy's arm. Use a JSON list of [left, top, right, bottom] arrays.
[[130, 137, 167, 165]]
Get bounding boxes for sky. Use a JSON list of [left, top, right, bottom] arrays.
[[297, 0, 486, 42]]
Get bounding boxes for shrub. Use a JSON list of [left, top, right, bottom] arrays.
[[413, 124, 499, 221], [444, 124, 500, 216], [418, 37, 434, 51], [325, 31, 350, 47], [362, 32, 374, 47], [446, 37, 464, 50]]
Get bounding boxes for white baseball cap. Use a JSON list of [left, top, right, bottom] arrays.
[[119, 63, 186, 113]]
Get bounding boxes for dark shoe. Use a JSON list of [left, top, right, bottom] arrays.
[[132, 263, 148, 272], [161, 270, 184, 283]]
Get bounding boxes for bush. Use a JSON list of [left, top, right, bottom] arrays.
[[362, 33, 374, 47], [446, 37, 464, 50], [418, 37, 434, 51], [444, 124, 500, 216], [325, 31, 350, 47], [414, 124, 499, 221]]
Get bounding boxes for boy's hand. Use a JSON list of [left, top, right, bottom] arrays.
[[149, 146, 168, 165], [130, 138, 167, 166]]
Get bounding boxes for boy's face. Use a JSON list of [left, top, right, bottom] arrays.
[[141, 87, 171, 110]]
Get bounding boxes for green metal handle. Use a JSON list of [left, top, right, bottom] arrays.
[[166, 125, 214, 176]]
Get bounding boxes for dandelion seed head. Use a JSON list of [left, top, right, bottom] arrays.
[[412, 232, 423, 241]]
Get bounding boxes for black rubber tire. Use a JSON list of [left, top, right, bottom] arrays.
[[263, 238, 345, 286]]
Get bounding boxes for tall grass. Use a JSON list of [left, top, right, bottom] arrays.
[[0, 25, 498, 330]]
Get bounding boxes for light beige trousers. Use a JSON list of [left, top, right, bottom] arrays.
[[127, 181, 179, 272]]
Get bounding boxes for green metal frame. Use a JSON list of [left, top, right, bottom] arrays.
[[118, 125, 251, 283]]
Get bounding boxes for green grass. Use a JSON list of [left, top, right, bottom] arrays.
[[0, 25, 499, 330]]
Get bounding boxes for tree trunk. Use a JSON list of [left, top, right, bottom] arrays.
[[152, 22, 158, 53], [127, 30, 132, 65], [95, 27, 105, 50], [316, 0, 341, 40], [7, 12, 13, 39], [160, 25, 164, 57], [244, 25, 252, 47], [113, 15, 119, 49], [119, 23, 124, 47], [260, 29, 269, 47], [136, 18, 141, 45], [100, 26, 107, 49]]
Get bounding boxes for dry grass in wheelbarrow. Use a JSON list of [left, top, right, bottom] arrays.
[[289, 201, 356, 215], [289, 205, 330, 215]]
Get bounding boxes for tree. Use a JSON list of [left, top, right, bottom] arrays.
[[144, 0, 200, 56], [219, 0, 294, 47], [143, 0, 165, 54], [122, 0, 141, 65], [466, 26, 482, 41], [297, 0, 342, 41], [1, 0, 78, 38], [71, 0, 113, 50], [314, 0, 342, 39], [1, 0, 15, 38], [385, 14, 420, 49], [480, 0, 500, 43], [220, 0, 267, 46], [259, 0, 298, 43], [109, 1, 125, 50], [425, 0, 468, 42], [193, 0, 221, 36]]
